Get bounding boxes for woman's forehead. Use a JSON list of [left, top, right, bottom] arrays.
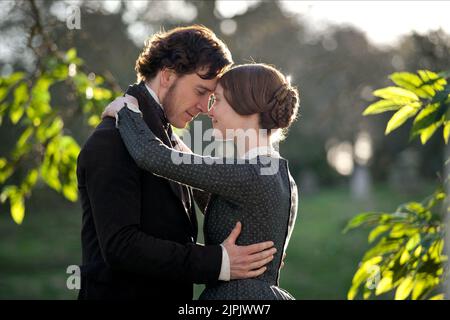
[[214, 84, 224, 95]]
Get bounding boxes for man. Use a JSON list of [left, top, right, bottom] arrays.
[[77, 25, 276, 300]]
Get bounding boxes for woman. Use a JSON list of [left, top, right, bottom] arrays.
[[102, 63, 300, 300]]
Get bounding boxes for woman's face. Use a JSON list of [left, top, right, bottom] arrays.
[[208, 84, 258, 139]]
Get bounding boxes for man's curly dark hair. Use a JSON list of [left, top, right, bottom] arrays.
[[135, 25, 233, 82]]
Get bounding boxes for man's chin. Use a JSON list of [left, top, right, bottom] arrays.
[[171, 119, 189, 129], [169, 113, 195, 129]]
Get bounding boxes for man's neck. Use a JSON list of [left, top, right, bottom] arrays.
[[145, 77, 162, 101], [145, 79, 162, 105]]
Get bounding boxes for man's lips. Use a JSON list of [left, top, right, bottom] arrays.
[[186, 111, 196, 119]]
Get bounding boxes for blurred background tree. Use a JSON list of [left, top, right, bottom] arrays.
[[0, 0, 449, 299], [0, 0, 120, 224]]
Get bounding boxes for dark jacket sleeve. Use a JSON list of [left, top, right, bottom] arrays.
[[79, 119, 222, 284]]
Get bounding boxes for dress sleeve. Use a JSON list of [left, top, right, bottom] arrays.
[[116, 107, 259, 203]]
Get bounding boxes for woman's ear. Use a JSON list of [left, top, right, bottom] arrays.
[[160, 68, 177, 88]]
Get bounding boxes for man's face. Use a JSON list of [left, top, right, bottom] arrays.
[[162, 71, 217, 128]]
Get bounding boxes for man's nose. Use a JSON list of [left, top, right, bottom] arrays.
[[196, 102, 208, 114], [200, 95, 212, 113]]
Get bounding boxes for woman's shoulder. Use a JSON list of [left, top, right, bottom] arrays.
[[237, 155, 290, 184]]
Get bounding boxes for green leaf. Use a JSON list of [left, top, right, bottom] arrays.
[[363, 100, 403, 116], [0, 165, 13, 184], [0, 185, 17, 203], [385, 105, 420, 134], [390, 72, 431, 99], [10, 82, 28, 124], [406, 233, 421, 251], [41, 165, 61, 191], [375, 276, 393, 295], [23, 169, 39, 191], [389, 224, 408, 238], [62, 184, 78, 202], [93, 87, 112, 100], [349, 264, 372, 298], [400, 250, 411, 265], [17, 127, 34, 149], [363, 238, 402, 260], [13, 81, 28, 101], [429, 293, 445, 300], [412, 278, 427, 300], [404, 202, 425, 214], [347, 285, 359, 300], [419, 120, 443, 144], [431, 86, 450, 105], [443, 121, 450, 144], [343, 212, 383, 233], [36, 117, 64, 142], [65, 48, 77, 63], [0, 87, 8, 102], [373, 87, 419, 104], [410, 102, 447, 143], [363, 289, 371, 300], [40, 136, 62, 192], [0, 72, 24, 87], [413, 103, 441, 125], [414, 246, 422, 257], [40, 135, 80, 197], [50, 63, 69, 80], [395, 277, 414, 300], [29, 78, 52, 118], [0, 102, 8, 115], [368, 225, 391, 243], [9, 106, 24, 125], [418, 70, 447, 91], [59, 136, 80, 155], [429, 239, 444, 261], [0, 157, 7, 170], [10, 192, 25, 225], [390, 72, 423, 87], [88, 114, 100, 127]]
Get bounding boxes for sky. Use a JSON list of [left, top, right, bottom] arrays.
[[1, 0, 450, 69], [217, 0, 450, 47]]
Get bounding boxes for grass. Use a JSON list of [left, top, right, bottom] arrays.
[[0, 203, 81, 299], [0, 183, 435, 299]]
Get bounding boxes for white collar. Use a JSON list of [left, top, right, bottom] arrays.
[[145, 83, 163, 109], [241, 145, 280, 160]]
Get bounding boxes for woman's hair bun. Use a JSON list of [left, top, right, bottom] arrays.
[[267, 83, 299, 129]]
